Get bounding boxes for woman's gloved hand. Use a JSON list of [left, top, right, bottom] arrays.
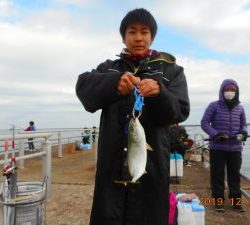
[[215, 134, 229, 141], [236, 134, 245, 142]]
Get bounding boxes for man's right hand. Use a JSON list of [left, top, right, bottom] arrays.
[[117, 72, 140, 96]]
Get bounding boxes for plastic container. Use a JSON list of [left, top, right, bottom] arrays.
[[80, 143, 92, 150], [192, 201, 205, 225], [177, 202, 196, 225], [190, 154, 202, 162], [177, 195, 205, 225], [170, 153, 183, 177]]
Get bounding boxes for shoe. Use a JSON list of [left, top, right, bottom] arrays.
[[215, 204, 225, 213], [233, 204, 245, 212]]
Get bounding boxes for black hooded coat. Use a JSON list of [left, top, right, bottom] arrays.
[[76, 51, 190, 225]]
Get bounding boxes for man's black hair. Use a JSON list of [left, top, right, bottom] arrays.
[[120, 8, 157, 40], [29, 121, 34, 126]]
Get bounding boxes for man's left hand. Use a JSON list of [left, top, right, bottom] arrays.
[[138, 79, 160, 97]]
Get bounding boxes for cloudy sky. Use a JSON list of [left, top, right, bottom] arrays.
[[1, 0, 250, 129]]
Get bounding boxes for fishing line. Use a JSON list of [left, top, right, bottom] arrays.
[[132, 86, 144, 118]]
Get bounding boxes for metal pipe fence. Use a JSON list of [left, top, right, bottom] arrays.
[[0, 128, 97, 158], [0, 133, 52, 198]]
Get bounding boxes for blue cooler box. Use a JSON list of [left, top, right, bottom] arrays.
[[80, 143, 91, 150], [170, 153, 183, 177], [177, 198, 205, 225]]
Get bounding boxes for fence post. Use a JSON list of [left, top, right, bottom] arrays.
[[89, 128, 93, 144], [58, 131, 63, 158], [18, 139, 25, 169], [42, 137, 52, 198]]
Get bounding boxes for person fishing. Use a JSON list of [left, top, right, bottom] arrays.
[[169, 123, 193, 165], [24, 121, 36, 151], [201, 79, 248, 213], [92, 126, 97, 143], [82, 127, 91, 144], [76, 8, 190, 225]]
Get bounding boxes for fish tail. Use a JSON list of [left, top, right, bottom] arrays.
[[131, 177, 138, 183]]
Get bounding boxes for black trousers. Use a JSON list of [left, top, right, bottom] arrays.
[[28, 138, 35, 150], [209, 150, 242, 201]]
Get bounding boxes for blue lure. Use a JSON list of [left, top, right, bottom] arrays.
[[133, 86, 144, 118]]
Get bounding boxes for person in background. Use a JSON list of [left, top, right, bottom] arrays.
[[82, 127, 91, 144], [92, 126, 97, 143], [169, 123, 193, 165], [76, 8, 189, 225], [25, 121, 36, 151], [201, 79, 248, 213]]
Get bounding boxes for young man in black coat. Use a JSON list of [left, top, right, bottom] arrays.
[[76, 8, 190, 225]]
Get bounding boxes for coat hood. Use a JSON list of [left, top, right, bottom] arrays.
[[219, 79, 240, 103]]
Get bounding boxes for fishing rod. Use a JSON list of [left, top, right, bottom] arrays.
[[185, 143, 209, 152], [204, 135, 250, 142], [193, 139, 206, 143]]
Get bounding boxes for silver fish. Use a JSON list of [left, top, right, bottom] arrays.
[[127, 117, 152, 182]]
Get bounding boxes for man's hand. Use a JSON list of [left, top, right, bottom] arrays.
[[138, 79, 160, 97], [118, 72, 140, 96]]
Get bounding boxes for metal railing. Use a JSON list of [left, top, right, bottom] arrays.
[[16, 128, 96, 158], [0, 126, 248, 199], [241, 174, 250, 199], [0, 133, 52, 197]]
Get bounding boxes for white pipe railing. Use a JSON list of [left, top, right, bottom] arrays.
[[58, 131, 62, 158], [16, 128, 94, 157], [0, 132, 52, 140], [0, 128, 99, 197], [0, 133, 52, 198]]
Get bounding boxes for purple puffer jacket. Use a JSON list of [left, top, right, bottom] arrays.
[[201, 79, 248, 151]]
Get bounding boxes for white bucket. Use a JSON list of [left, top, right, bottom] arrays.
[[189, 154, 202, 162], [5, 181, 46, 225]]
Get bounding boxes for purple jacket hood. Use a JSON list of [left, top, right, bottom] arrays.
[[219, 79, 240, 103]]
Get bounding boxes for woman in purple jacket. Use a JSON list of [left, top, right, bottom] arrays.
[[201, 79, 248, 213]]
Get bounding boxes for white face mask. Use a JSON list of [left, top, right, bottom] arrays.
[[224, 91, 236, 100]]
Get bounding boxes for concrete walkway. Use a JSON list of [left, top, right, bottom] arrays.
[[1, 145, 250, 225], [171, 160, 250, 225]]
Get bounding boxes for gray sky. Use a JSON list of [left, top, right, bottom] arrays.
[[1, 0, 250, 129]]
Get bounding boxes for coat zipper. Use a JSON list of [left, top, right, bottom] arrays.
[[229, 107, 232, 151]]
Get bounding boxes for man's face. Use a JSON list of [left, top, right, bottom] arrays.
[[123, 23, 152, 56]]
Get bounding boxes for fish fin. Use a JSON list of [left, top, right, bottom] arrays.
[[146, 143, 153, 151]]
